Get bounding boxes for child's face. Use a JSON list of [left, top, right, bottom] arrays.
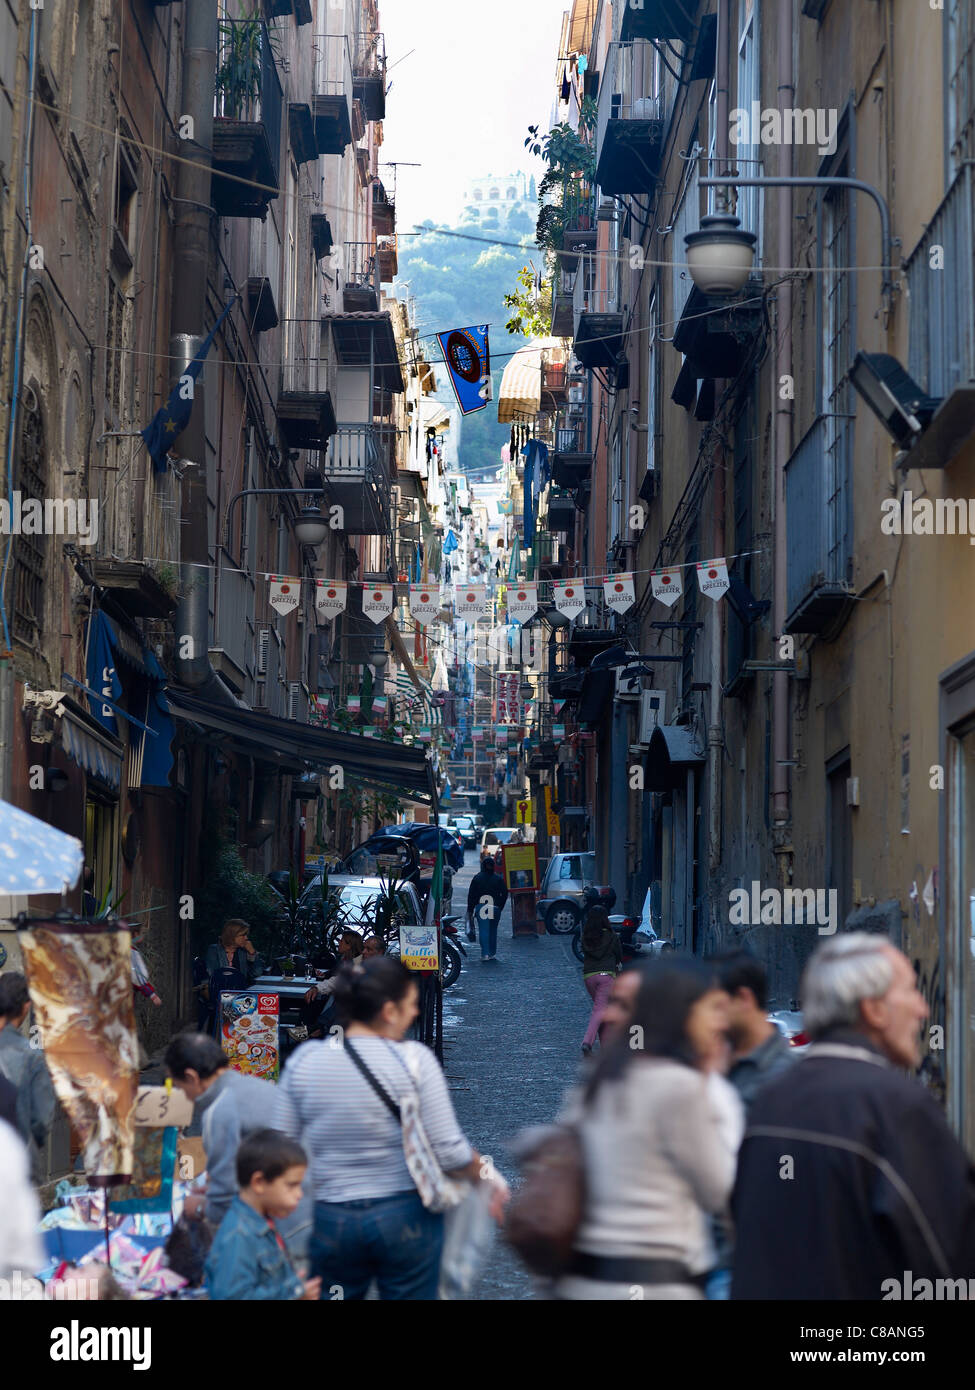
[[252, 1164, 307, 1221]]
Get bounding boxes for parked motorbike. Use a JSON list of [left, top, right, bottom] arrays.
[[440, 913, 465, 989], [570, 886, 674, 964]]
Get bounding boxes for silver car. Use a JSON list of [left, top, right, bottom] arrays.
[[538, 851, 598, 934]]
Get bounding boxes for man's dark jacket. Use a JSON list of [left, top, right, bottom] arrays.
[[731, 1031, 975, 1300], [467, 868, 508, 920]]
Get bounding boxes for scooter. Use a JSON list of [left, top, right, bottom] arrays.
[[570, 886, 673, 963], [440, 914, 466, 989]]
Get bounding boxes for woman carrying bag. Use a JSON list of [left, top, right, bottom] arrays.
[[272, 957, 505, 1300]]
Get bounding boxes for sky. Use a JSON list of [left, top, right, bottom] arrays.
[[378, 0, 570, 230]]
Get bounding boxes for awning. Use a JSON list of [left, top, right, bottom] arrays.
[[568, 0, 598, 54], [497, 338, 566, 423], [645, 723, 706, 793], [165, 687, 436, 802], [59, 696, 124, 790], [420, 398, 450, 434]]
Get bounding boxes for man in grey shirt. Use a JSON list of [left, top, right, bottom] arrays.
[[0, 972, 56, 1181], [711, 951, 796, 1111]]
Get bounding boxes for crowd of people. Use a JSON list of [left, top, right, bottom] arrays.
[[2, 883, 974, 1302]]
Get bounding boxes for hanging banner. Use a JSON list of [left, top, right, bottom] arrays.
[[496, 724, 508, 744], [497, 498, 513, 515], [472, 726, 484, 741], [604, 573, 635, 613], [347, 694, 361, 715], [651, 568, 683, 608], [372, 694, 388, 716], [697, 558, 730, 602], [455, 583, 488, 618], [315, 580, 347, 618], [436, 324, 491, 416], [552, 580, 585, 618], [20, 923, 139, 1178], [544, 784, 560, 837], [553, 722, 566, 740], [409, 584, 441, 623], [506, 581, 538, 624], [269, 575, 301, 616], [363, 584, 394, 624], [418, 725, 432, 743]]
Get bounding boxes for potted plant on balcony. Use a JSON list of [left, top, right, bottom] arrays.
[[217, 11, 264, 121]]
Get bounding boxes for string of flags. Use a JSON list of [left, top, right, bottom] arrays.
[[267, 560, 736, 623]]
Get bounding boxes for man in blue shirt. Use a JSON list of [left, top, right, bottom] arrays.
[[0, 972, 56, 1180]]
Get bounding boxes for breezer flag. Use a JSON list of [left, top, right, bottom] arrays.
[[651, 568, 683, 608], [141, 297, 236, 473], [315, 580, 347, 618], [552, 580, 585, 618], [455, 583, 488, 618], [604, 573, 635, 614], [506, 582, 538, 624], [696, 558, 730, 602], [269, 576, 301, 615], [436, 325, 491, 416], [409, 584, 441, 623], [363, 585, 394, 624]]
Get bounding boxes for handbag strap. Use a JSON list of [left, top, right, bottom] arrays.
[[343, 1039, 402, 1124]]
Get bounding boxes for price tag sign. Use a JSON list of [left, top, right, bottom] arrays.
[[133, 1085, 193, 1129]]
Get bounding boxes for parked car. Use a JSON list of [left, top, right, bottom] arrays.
[[437, 812, 466, 853], [452, 814, 479, 850], [537, 851, 598, 933], [297, 874, 424, 952]]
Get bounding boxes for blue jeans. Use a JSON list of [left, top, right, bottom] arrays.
[[478, 914, 498, 959], [309, 1190, 444, 1300]]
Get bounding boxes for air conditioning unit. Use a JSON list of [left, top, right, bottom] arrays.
[[288, 682, 301, 720], [638, 689, 666, 745], [615, 664, 642, 701], [257, 627, 270, 675]]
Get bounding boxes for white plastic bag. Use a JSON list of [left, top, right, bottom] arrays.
[[438, 1181, 497, 1299]]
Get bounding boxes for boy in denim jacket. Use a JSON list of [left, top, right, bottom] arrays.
[[205, 1129, 320, 1301]]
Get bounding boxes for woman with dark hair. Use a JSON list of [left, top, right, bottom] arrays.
[[579, 906, 622, 1056], [272, 957, 504, 1299], [554, 957, 743, 1301]]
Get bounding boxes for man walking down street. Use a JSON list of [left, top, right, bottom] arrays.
[[467, 856, 509, 962], [0, 972, 56, 1181], [732, 933, 975, 1299], [711, 951, 795, 1110]]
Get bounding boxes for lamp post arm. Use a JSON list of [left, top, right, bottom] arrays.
[[223, 487, 327, 559], [699, 175, 893, 294]]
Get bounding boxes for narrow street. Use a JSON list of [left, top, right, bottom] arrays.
[[443, 857, 589, 1298]]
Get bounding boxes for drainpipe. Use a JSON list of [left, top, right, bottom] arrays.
[[708, 0, 731, 875], [170, 0, 228, 703], [772, 0, 794, 878]]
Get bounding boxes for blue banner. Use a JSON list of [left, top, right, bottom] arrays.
[[436, 325, 490, 416]]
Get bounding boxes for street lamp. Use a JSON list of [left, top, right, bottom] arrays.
[[519, 678, 533, 703], [223, 487, 329, 563], [684, 212, 757, 294], [369, 639, 389, 672], [293, 506, 329, 547]]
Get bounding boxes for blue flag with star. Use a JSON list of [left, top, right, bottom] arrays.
[[141, 298, 235, 473]]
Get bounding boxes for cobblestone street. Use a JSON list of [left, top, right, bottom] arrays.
[[442, 858, 590, 1298]]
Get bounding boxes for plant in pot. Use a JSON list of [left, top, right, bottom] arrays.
[[216, 10, 265, 122], [280, 956, 296, 978]]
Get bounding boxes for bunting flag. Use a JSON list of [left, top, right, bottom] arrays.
[[362, 584, 394, 624], [507, 581, 538, 624], [436, 325, 491, 415], [696, 558, 730, 602], [455, 583, 488, 618], [269, 576, 301, 615], [472, 726, 484, 741], [347, 694, 361, 714], [372, 694, 388, 716], [651, 568, 683, 607], [497, 498, 514, 515], [315, 580, 347, 618], [604, 573, 635, 614], [141, 297, 236, 473], [409, 584, 441, 623], [552, 580, 585, 618], [553, 723, 566, 740]]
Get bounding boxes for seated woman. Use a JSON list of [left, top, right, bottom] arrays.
[[204, 919, 266, 986]]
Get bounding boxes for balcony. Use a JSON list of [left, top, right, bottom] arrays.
[[246, 275, 279, 332], [310, 213, 334, 260], [353, 33, 387, 122], [551, 289, 574, 335], [541, 360, 568, 404], [783, 415, 854, 635], [558, 186, 597, 273], [324, 309, 405, 396], [620, 0, 696, 43], [372, 180, 396, 234], [532, 535, 567, 581], [277, 324, 337, 450], [901, 162, 975, 470], [321, 425, 396, 535], [595, 45, 664, 196], [573, 288, 624, 370], [545, 488, 578, 535], [672, 282, 764, 382], [311, 34, 354, 155], [213, 18, 282, 219], [340, 242, 380, 312], [552, 416, 592, 493], [377, 236, 398, 282], [288, 102, 317, 166]]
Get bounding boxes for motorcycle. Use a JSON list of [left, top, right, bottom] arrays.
[[440, 913, 465, 989], [570, 886, 674, 964]]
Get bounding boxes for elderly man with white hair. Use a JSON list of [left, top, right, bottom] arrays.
[[731, 933, 975, 1300]]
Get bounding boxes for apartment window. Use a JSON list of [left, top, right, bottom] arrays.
[[736, 0, 763, 257], [947, 0, 975, 169], [820, 166, 854, 586], [12, 389, 48, 644], [645, 288, 659, 481], [727, 390, 756, 687]]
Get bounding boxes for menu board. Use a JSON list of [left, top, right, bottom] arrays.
[[220, 991, 280, 1081], [399, 920, 439, 973], [502, 843, 540, 892]]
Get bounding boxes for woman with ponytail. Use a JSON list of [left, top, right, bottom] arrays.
[[272, 957, 498, 1299]]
